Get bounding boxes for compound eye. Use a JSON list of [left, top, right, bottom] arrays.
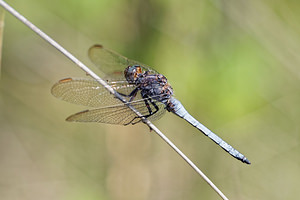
[[135, 66, 142, 74], [124, 65, 141, 82]]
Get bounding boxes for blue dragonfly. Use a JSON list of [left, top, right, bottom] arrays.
[[51, 44, 250, 164]]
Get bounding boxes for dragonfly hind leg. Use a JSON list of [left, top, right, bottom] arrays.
[[117, 88, 159, 125], [124, 95, 160, 125], [142, 95, 159, 118]]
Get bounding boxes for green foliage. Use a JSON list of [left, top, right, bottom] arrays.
[[1, 0, 300, 199]]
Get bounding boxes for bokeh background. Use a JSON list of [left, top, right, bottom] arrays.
[[1, 0, 300, 199]]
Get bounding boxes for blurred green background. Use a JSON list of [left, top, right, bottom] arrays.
[[1, 0, 300, 199]]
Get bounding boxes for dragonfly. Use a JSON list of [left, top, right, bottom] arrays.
[[51, 44, 251, 164]]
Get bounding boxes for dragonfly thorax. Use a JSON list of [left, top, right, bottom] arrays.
[[138, 73, 173, 105], [125, 65, 173, 104]]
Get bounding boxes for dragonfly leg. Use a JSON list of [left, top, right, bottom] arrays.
[[128, 118, 142, 125], [123, 116, 142, 126], [126, 95, 160, 125], [129, 88, 139, 102], [116, 88, 139, 102], [142, 96, 159, 118], [122, 90, 160, 125]]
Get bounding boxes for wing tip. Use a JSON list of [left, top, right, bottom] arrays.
[[90, 44, 103, 50], [66, 109, 90, 122], [51, 78, 73, 97], [88, 44, 104, 56], [58, 77, 73, 83]]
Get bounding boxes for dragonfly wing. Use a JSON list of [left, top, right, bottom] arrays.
[[66, 98, 167, 125], [88, 44, 158, 76], [51, 78, 137, 108]]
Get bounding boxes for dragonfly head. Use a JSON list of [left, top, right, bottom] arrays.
[[125, 65, 143, 83]]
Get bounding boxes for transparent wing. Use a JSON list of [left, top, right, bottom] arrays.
[[66, 97, 167, 125], [51, 77, 167, 124], [88, 44, 158, 78], [51, 77, 138, 108]]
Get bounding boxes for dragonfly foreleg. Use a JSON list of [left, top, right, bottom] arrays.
[[116, 88, 139, 102]]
